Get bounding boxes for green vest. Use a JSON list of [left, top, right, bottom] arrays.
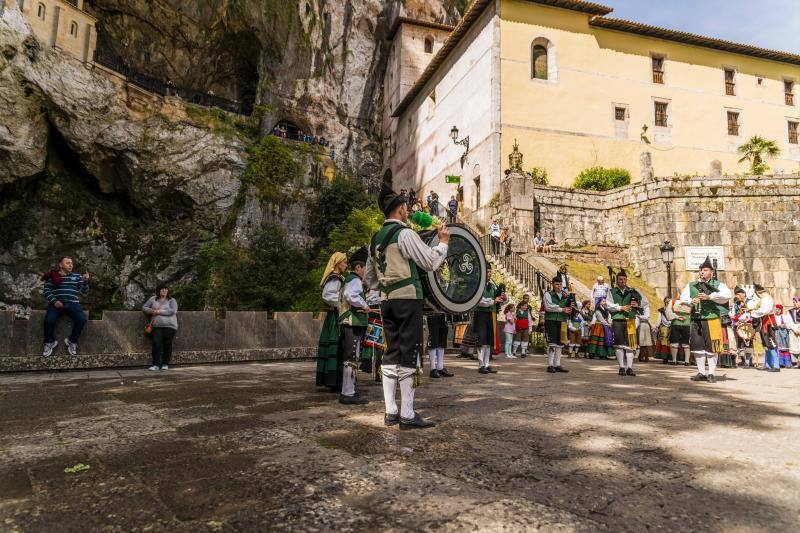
[[610, 286, 639, 320], [338, 272, 367, 327], [689, 279, 721, 319], [370, 222, 423, 300], [476, 281, 499, 313], [544, 291, 569, 322]]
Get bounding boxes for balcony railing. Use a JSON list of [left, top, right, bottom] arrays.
[[725, 82, 736, 96], [652, 70, 664, 84], [787, 93, 795, 106]]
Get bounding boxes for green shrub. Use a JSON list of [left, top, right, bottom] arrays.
[[241, 136, 304, 207], [172, 224, 310, 311], [308, 175, 372, 250], [529, 167, 548, 185], [572, 167, 631, 191]]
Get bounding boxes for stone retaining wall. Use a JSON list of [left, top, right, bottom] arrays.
[[1, 310, 323, 372], [502, 173, 800, 303]]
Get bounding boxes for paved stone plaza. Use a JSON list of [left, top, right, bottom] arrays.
[[1, 357, 799, 532]]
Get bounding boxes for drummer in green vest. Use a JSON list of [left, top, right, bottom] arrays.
[[677, 256, 732, 384], [606, 269, 641, 377], [364, 183, 449, 430], [543, 276, 572, 373], [316, 252, 347, 392], [337, 247, 371, 405]]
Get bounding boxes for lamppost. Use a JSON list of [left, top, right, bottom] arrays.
[[660, 241, 675, 297], [450, 125, 470, 169]]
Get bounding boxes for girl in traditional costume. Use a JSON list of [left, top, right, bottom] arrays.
[[587, 298, 614, 359], [316, 252, 347, 391]]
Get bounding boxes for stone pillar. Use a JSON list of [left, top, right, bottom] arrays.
[[710, 159, 722, 179], [50, 5, 61, 48], [82, 22, 91, 62], [639, 151, 654, 182], [76, 0, 85, 9]]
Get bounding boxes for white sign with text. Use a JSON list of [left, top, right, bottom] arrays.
[[684, 246, 725, 271]]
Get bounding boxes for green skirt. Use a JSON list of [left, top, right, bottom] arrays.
[[316, 310, 342, 389]]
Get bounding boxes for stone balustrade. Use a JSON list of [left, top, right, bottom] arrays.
[[1, 310, 323, 372]]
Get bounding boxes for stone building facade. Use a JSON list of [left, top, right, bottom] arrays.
[[501, 171, 800, 304], [384, 0, 800, 225], [16, 0, 96, 62]]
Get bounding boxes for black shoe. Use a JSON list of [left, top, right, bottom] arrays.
[[684, 362, 692, 367], [767, 368, 780, 373], [438, 368, 454, 377], [429, 369, 441, 379], [707, 374, 716, 383], [555, 366, 569, 373], [691, 373, 707, 381], [547, 366, 556, 373], [339, 394, 369, 405], [399, 413, 435, 430], [521, 353, 527, 358], [618, 367, 625, 376], [384, 413, 399, 426], [626, 368, 636, 377], [478, 367, 490, 374], [486, 366, 498, 374], [669, 361, 676, 366]]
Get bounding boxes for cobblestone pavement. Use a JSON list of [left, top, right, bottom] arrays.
[[1, 356, 799, 532]]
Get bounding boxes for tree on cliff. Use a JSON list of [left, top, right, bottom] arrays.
[[738, 136, 781, 175]]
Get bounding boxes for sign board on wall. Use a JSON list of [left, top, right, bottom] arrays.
[[445, 175, 461, 184], [684, 246, 725, 271]]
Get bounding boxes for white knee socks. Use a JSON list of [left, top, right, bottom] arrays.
[[381, 364, 398, 415], [483, 346, 492, 367], [670, 345, 678, 363], [342, 365, 355, 397], [429, 348, 437, 370], [521, 342, 528, 355], [436, 347, 445, 370], [616, 347, 625, 368], [398, 366, 416, 420], [625, 350, 634, 369], [707, 355, 717, 375], [695, 353, 707, 375], [547, 346, 555, 366], [553, 345, 563, 367]]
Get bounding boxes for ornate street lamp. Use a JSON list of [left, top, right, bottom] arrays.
[[660, 241, 675, 297], [451, 125, 470, 168]]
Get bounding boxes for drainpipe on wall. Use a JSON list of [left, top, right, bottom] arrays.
[[82, 23, 91, 62]]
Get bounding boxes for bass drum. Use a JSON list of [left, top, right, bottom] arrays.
[[418, 225, 487, 315]]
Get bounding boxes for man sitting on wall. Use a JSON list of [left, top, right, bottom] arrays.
[[42, 257, 90, 358]]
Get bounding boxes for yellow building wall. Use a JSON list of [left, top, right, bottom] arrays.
[[499, 0, 800, 186], [20, 0, 96, 62]]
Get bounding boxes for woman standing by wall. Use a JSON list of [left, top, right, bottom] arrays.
[[143, 285, 178, 370]]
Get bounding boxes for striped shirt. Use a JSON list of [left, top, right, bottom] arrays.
[[43, 272, 89, 304]]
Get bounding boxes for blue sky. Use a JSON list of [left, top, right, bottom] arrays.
[[605, 0, 800, 54]]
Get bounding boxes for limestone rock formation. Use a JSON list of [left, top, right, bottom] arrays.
[[0, 1, 460, 309]]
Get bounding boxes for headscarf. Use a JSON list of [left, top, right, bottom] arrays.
[[793, 297, 800, 304], [320, 252, 347, 287]]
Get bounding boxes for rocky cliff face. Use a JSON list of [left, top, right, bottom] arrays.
[[0, 1, 460, 310]]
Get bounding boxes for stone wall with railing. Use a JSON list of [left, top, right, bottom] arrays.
[[522, 173, 800, 302], [1, 311, 323, 372]]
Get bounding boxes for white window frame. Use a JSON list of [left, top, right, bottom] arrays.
[[530, 36, 558, 84]]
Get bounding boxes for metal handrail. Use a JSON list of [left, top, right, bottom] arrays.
[[93, 48, 253, 116]]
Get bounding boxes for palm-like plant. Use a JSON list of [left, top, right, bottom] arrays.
[[737, 135, 781, 175]]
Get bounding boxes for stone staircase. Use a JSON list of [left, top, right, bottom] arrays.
[[524, 254, 594, 303]]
